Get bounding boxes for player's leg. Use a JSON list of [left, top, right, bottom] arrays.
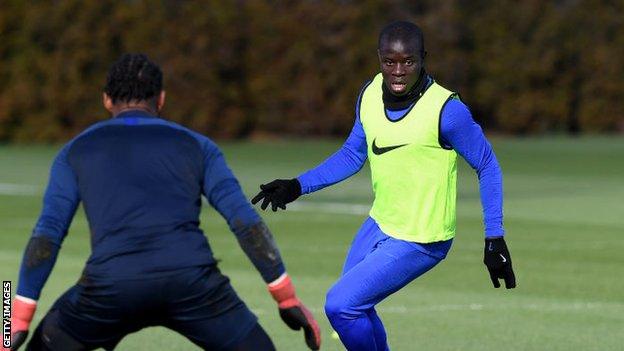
[[27, 276, 165, 351], [24, 283, 128, 351], [164, 265, 275, 351], [366, 308, 388, 351], [325, 236, 452, 351], [341, 217, 389, 274], [224, 323, 275, 351], [339, 217, 391, 350], [26, 308, 87, 351]]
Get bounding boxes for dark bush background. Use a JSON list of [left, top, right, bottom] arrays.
[[1, 0, 622, 142]]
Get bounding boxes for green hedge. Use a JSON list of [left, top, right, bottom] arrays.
[[1, 0, 622, 142]]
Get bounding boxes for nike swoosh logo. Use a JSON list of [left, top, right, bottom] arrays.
[[500, 254, 507, 263], [372, 138, 408, 155]]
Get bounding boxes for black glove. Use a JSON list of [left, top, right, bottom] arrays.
[[279, 307, 321, 350], [251, 179, 301, 211], [10, 331, 28, 350], [483, 237, 516, 289]]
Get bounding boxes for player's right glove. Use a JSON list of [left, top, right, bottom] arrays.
[[251, 178, 301, 211], [484, 237, 516, 289], [4, 296, 37, 351], [268, 274, 321, 350]]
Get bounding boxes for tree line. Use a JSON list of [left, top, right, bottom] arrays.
[[0, 0, 622, 142]]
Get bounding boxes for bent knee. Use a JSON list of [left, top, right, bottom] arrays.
[[324, 288, 341, 318], [324, 286, 361, 320]]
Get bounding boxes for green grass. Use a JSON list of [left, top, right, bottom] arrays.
[[1, 137, 623, 350]]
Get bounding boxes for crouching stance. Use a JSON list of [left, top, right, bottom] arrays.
[[4, 54, 320, 351]]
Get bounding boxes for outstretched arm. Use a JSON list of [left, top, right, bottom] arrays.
[[11, 144, 80, 349], [297, 117, 368, 194], [202, 143, 321, 349], [250, 120, 367, 211], [202, 144, 285, 282], [440, 98, 515, 289], [252, 82, 370, 211]]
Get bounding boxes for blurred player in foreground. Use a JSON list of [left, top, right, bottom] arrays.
[[253, 21, 516, 350], [5, 54, 320, 351]]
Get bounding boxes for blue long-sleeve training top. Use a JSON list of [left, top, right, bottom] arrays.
[[298, 79, 505, 238], [18, 110, 284, 300]]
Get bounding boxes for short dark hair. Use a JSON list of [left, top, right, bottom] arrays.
[[378, 21, 425, 58], [104, 53, 163, 104]]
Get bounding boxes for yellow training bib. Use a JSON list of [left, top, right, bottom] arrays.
[[360, 73, 457, 243]]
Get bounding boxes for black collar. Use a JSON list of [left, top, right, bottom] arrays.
[[382, 69, 430, 110]]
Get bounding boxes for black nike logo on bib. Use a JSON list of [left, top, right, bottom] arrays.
[[372, 138, 409, 155]]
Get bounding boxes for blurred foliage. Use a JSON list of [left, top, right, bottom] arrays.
[[0, 0, 622, 141]]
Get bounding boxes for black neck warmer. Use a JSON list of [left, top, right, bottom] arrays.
[[382, 68, 430, 110]]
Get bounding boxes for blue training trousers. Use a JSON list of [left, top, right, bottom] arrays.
[[324, 217, 452, 351]]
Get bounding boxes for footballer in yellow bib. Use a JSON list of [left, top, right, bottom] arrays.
[[253, 21, 516, 351]]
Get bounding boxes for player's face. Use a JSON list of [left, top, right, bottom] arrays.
[[378, 40, 422, 96]]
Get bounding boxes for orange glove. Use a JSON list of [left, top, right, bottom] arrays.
[[268, 274, 321, 350], [3, 297, 36, 351]]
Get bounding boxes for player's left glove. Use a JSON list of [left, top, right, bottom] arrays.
[[4, 296, 37, 351], [484, 237, 516, 289], [252, 178, 301, 211], [268, 274, 321, 350]]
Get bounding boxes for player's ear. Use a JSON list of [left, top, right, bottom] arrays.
[[103, 93, 114, 113], [157, 90, 166, 112]]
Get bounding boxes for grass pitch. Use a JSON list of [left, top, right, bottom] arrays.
[[1, 137, 623, 350]]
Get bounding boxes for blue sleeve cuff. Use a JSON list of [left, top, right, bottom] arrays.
[[297, 174, 316, 195]]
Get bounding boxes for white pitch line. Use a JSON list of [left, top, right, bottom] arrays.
[[250, 302, 623, 315], [0, 183, 371, 217], [0, 183, 39, 196], [375, 302, 623, 313], [287, 201, 370, 216], [0, 182, 370, 215]]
